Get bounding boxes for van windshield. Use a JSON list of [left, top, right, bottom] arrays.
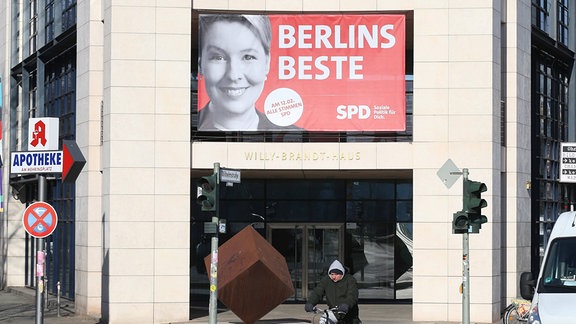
[[539, 237, 576, 293]]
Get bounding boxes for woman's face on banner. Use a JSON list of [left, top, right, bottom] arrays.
[[200, 20, 270, 116]]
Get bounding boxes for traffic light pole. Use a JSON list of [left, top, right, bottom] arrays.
[[462, 168, 470, 324], [208, 162, 220, 324], [462, 232, 470, 324]]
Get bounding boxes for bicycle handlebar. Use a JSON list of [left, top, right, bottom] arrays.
[[309, 306, 347, 316]]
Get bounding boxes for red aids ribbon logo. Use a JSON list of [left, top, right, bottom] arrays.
[[30, 120, 47, 147]]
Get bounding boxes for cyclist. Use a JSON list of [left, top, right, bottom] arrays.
[[305, 260, 360, 324]]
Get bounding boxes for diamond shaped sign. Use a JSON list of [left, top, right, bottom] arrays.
[[437, 159, 461, 188]]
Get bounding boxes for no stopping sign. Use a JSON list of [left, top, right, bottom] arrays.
[[23, 202, 58, 238]]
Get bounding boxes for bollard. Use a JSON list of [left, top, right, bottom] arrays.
[[44, 277, 48, 311], [57, 281, 61, 317]]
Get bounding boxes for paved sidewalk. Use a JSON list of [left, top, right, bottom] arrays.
[[185, 303, 420, 324], [1, 287, 503, 324], [0, 288, 99, 324], [185, 304, 501, 324]]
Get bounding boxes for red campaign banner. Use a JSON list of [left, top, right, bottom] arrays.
[[197, 14, 405, 132]]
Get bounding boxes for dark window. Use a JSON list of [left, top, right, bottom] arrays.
[[531, 49, 571, 272], [62, 0, 76, 31], [532, 0, 549, 32], [42, 51, 77, 299], [191, 179, 413, 303], [29, 0, 38, 53], [45, 0, 55, 42], [45, 56, 76, 137], [557, 0, 569, 46]]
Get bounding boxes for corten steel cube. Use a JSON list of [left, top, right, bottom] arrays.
[[204, 225, 295, 324]]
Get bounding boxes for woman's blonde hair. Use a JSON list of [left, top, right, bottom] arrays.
[[199, 14, 272, 55]]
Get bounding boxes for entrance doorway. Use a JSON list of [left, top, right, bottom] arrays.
[[267, 223, 344, 301]]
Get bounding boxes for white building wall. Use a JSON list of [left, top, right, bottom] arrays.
[[190, 1, 532, 323], [502, 0, 533, 309], [0, 0, 535, 323], [75, 0, 104, 316], [412, 3, 501, 322], [0, 0, 28, 289], [96, 1, 191, 323]]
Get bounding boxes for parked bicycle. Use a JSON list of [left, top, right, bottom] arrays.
[[502, 298, 531, 324], [307, 305, 347, 324]]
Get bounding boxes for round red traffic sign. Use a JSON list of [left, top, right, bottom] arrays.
[[22, 202, 58, 238]]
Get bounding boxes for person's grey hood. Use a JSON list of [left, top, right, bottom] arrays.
[[328, 260, 345, 275]]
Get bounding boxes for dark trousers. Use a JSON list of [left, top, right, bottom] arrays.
[[341, 315, 361, 324]]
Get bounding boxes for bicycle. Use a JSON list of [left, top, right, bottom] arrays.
[[502, 298, 531, 324], [308, 306, 346, 324]]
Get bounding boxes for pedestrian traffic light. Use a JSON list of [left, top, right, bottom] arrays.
[[463, 179, 488, 233], [469, 214, 488, 234], [197, 173, 218, 212], [452, 211, 469, 234]]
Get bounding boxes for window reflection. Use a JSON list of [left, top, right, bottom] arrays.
[[190, 179, 413, 304]]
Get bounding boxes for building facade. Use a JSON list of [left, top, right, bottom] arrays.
[[0, 1, 575, 324]]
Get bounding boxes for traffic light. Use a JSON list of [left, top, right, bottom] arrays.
[[469, 214, 488, 233], [197, 174, 218, 212], [463, 179, 488, 233], [452, 211, 469, 234]]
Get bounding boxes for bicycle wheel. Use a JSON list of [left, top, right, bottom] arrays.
[[503, 306, 525, 324]]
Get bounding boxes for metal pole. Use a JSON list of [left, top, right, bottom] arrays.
[[36, 175, 47, 324], [57, 281, 61, 317], [462, 168, 470, 324], [463, 232, 470, 324], [208, 162, 220, 324]]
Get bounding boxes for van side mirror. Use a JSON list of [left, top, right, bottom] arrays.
[[520, 272, 535, 300]]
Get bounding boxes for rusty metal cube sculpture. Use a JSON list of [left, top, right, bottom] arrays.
[[205, 225, 295, 324]]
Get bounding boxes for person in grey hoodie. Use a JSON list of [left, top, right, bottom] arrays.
[[305, 260, 360, 324]]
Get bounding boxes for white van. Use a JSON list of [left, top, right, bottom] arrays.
[[520, 211, 576, 323]]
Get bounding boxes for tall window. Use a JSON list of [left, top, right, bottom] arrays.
[[557, 0, 569, 46], [29, 0, 37, 54], [62, 0, 76, 31], [43, 52, 77, 299], [532, 52, 571, 270], [45, 58, 76, 136], [14, 0, 78, 300], [45, 0, 55, 42], [532, 0, 549, 33], [28, 70, 37, 117]]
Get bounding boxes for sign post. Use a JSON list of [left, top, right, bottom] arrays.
[[209, 163, 220, 324], [438, 160, 469, 324], [10, 117, 85, 324], [461, 170, 470, 324], [197, 164, 241, 324], [36, 178, 47, 324], [27, 117, 59, 324]]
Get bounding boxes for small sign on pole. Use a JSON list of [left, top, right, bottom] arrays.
[[62, 140, 86, 183], [437, 159, 461, 189], [220, 168, 241, 184], [28, 118, 59, 151], [560, 143, 576, 183], [10, 151, 63, 174], [23, 201, 58, 239]]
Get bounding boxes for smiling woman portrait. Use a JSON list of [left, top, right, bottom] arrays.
[[198, 14, 288, 131]]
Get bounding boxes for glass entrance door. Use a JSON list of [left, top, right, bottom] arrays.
[[267, 223, 344, 301]]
